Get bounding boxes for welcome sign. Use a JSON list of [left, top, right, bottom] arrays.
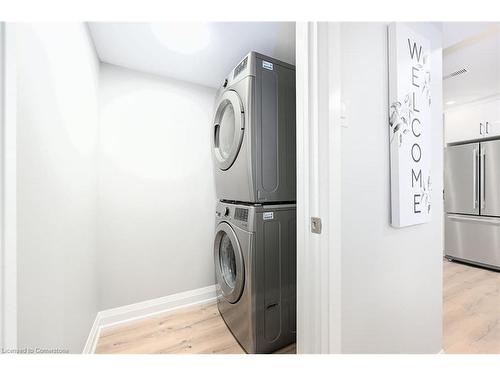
[[388, 23, 432, 228]]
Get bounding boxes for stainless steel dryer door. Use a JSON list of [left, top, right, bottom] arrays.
[[213, 90, 245, 171], [214, 222, 245, 304]]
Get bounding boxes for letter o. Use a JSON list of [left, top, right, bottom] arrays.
[[411, 143, 421, 162]]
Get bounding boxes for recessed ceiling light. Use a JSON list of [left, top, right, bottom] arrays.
[[446, 101, 456, 106], [150, 22, 211, 55]]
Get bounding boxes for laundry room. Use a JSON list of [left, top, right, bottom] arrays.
[[13, 22, 297, 354]]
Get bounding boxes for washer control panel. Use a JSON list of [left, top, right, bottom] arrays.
[[216, 202, 254, 230], [216, 206, 231, 218], [234, 207, 249, 222]]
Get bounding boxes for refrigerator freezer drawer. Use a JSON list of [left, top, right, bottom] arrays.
[[445, 214, 500, 269]]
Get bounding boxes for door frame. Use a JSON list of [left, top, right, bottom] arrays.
[[296, 22, 342, 354], [0, 22, 17, 350]]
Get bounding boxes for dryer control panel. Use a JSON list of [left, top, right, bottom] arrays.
[[233, 57, 248, 79]]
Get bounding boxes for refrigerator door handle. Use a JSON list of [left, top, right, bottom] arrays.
[[447, 214, 500, 225], [473, 148, 478, 209], [481, 149, 486, 210]]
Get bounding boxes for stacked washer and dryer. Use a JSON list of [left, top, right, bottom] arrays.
[[211, 52, 297, 354]]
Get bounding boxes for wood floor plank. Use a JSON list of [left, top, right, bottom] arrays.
[[96, 260, 499, 354], [95, 301, 295, 354], [443, 259, 500, 354]]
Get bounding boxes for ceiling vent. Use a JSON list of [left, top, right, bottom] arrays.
[[444, 68, 468, 80]]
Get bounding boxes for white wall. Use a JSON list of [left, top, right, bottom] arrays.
[[1, 22, 18, 350], [98, 64, 217, 310], [16, 26, 220, 350], [16, 23, 100, 353], [339, 23, 443, 353]]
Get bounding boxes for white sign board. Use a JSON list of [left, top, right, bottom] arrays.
[[388, 23, 432, 228]]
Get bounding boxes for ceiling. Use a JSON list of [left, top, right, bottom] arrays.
[[443, 22, 500, 108], [88, 22, 295, 88], [442, 22, 498, 49]]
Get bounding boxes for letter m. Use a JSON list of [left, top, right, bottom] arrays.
[[412, 169, 422, 188]]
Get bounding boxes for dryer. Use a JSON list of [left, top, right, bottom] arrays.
[[213, 201, 296, 353], [212, 52, 296, 203]]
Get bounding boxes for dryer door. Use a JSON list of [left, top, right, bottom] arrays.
[[214, 222, 245, 303], [213, 90, 245, 171]]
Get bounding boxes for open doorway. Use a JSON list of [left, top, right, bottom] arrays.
[[442, 22, 500, 354], [13, 22, 297, 354]]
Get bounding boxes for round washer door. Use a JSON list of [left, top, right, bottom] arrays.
[[212, 90, 245, 171], [214, 222, 245, 303]]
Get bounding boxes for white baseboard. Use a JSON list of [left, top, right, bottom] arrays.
[[83, 312, 102, 354], [82, 284, 217, 354]]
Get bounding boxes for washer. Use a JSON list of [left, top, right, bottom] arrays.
[[213, 201, 296, 353], [212, 52, 296, 203]]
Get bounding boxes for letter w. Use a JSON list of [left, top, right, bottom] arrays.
[[408, 38, 422, 62]]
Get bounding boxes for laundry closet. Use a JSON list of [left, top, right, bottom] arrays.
[[14, 22, 297, 353]]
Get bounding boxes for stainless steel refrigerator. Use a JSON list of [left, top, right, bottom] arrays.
[[445, 139, 500, 270]]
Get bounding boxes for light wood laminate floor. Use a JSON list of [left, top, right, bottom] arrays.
[[96, 260, 500, 354], [443, 259, 500, 354], [95, 301, 295, 354]]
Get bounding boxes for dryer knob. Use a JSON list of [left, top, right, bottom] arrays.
[[224, 207, 230, 217], [222, 79, 228, 88]]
